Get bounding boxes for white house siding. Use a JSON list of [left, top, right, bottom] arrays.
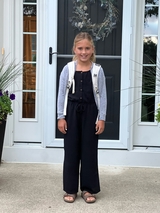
[[0, 0, 4, 61]]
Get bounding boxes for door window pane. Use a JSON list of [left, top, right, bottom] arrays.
[[23, 64, 36, 90], [23, 34, 37, 61], [141, 1, 159, 122], [141, 95, 155, 122], [23, 15, 36, 32], [23, 4, 36, 17], [144, 13, 158, 35], [23, 2, 37, 118], [23, 0, 37, 3], [23, 92, 36, 118], [143, 37, 157, 63], [142, 66, 156, 93], [145, 0, 159, 6]]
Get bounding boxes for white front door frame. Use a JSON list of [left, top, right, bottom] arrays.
[[46, 0, 133, 150], [42, 0, 58, 148], [131, 0, 160, 147]]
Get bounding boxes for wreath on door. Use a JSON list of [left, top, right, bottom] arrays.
[[69, 0, 119, 41]]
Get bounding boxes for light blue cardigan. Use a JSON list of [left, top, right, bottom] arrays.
[[57, 61, 107, 121]]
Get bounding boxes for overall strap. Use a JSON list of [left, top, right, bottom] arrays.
[[67, 61, 76, 93], [92, 63, 101, 108], [63, 61, 75, 116], [92, 63, 101, 123]]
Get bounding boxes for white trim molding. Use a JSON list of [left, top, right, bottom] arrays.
[[2, 146, 160, 168]]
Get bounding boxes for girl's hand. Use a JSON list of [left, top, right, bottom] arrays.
[[58, 119, 67, 134], [95, 120, 105, 135]]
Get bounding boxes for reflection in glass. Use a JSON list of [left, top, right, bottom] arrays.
[[22, 92, 36, 118], [23, 5, 36, 16], [23, 34, 36, 61], [23, 64, 36, 90], [23, 6, 36, 32], [145, 0, 159, 5], [144, 14, 158, 35], [141, 95, 155, 122], [143, 37, 157, 63], [142, 66, 156, 93], [24, 0, 36, 2]]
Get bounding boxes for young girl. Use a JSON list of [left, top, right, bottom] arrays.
[[57, 32, 107, 203]]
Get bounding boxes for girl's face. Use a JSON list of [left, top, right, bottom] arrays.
[[73, 39, 94, 63]]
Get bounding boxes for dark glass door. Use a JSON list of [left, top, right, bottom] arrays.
[[56, 0, 123, 140]]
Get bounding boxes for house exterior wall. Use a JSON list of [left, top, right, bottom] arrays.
[[0, 0, 4, 61]]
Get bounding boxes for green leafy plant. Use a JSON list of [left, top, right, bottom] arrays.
[[0, 90, 15, 121], [155, 104, 160, 123], [0, 57, 22, 122]]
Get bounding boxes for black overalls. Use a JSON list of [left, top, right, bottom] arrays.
[[63, 70, 100, 194]]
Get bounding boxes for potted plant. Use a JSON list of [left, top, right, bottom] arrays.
[[0, 57, 22, 163]]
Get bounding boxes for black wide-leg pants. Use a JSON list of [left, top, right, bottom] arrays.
[[63, 101, 100, 194]]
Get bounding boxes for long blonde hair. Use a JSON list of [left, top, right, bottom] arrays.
[[72, 32, 96, 62]]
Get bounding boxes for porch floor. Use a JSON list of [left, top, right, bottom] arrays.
[[0, 163, 160, 213]]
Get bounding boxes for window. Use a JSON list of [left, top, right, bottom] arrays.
[[23, 0, 37, 118], [141, 0, 159, 122]]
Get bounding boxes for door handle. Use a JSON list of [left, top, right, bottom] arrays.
[[49, 47, 58, 64]]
